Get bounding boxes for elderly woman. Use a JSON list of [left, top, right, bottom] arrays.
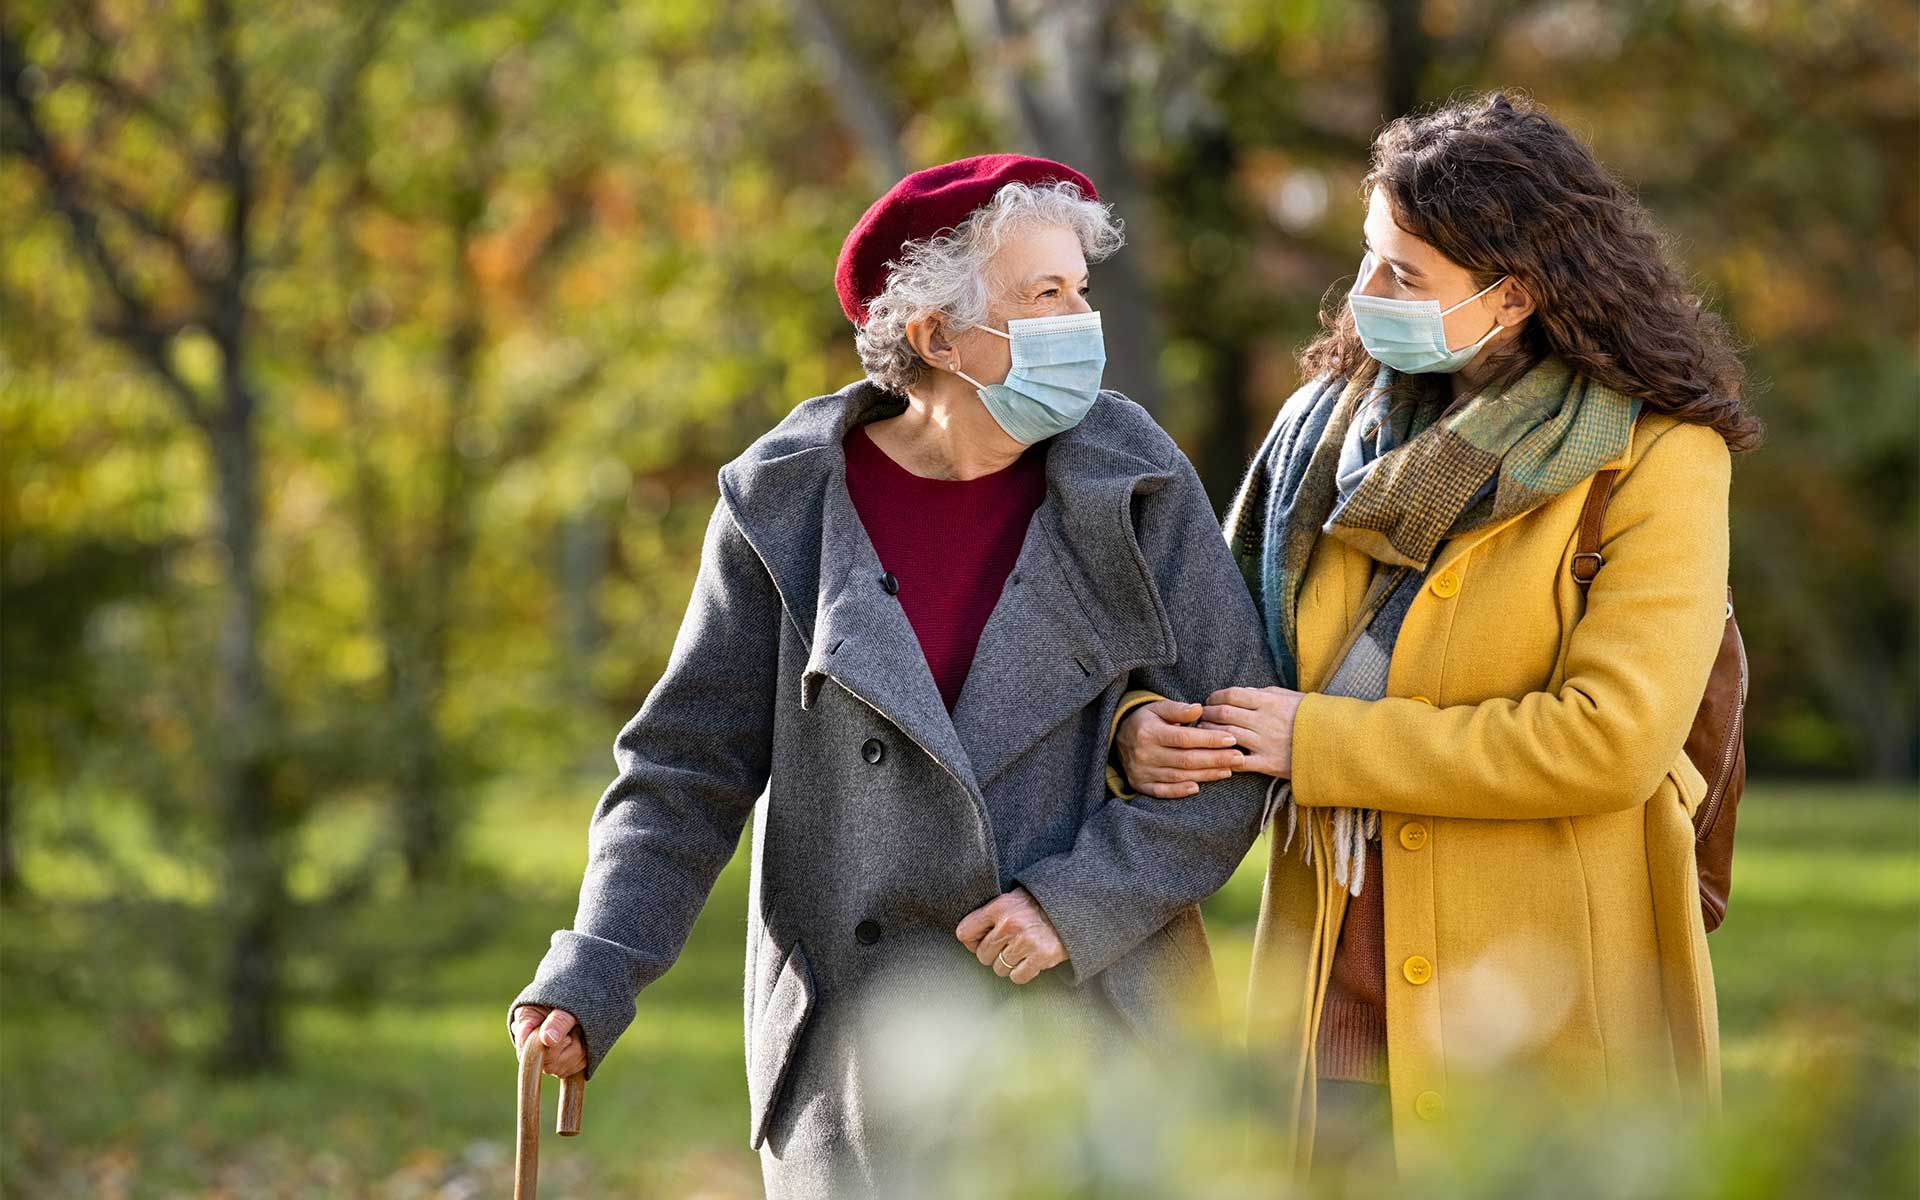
[[1109, 94, 1759, 1184], [506, 154, 1276, 1197]]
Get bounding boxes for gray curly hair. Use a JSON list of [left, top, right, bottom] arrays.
[[855, 179, 1126, 395]]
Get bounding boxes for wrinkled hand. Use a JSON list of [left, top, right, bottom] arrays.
[[955, 886, 1067, 985], [511, 1003, 586, 1079], [1198, 685, 1304, 779], [1114, 699, 1244, 799]]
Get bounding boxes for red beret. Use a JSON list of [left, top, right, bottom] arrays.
[[834, 153, 1099, 327]]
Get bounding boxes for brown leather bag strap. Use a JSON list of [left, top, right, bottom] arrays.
[[1571, 467, 1621, 587]]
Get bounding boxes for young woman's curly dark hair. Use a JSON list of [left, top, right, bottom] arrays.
[[1300, 91, 1764, 453]]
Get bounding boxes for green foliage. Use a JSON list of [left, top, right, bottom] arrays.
[[7, 0, 1912, 810], [1, 782, 1914, 1195], [0, 1, 1914, 1191]]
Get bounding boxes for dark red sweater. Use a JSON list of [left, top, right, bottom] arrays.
[[1318, 840, 1387, 1082], [842, 420, 1049, 711]]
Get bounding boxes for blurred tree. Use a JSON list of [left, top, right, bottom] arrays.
[[0, 4, 1911, 1112], [951, 0, 1171, 417], [1, 0, 392, 1073], [0, 529, 180, 903], [305, 22, 609, 885], [794, 0, 1918, 771]]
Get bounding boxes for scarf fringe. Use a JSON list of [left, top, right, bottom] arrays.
[[1265, 775, 1374, 898]]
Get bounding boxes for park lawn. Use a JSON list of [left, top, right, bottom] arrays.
[[1, 781, 1914, 1196]]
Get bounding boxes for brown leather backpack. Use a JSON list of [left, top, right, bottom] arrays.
[[1571, 459, 1748, 933]]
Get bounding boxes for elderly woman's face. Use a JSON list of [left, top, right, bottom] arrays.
[[949, 222, 1091, 384]]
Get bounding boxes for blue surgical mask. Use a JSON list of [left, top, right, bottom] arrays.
[[1347, 251, 1511, 374], [950, 310, 1106, 444]]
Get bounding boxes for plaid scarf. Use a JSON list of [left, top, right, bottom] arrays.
[[1222, 355, 1642, 894]]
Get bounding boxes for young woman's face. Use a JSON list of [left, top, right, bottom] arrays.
[[1356, 185, 1526, 352]]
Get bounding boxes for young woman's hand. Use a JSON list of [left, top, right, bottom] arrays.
[[1198, 685, 1304, 779], [511, 1004, 587, 1079], [1114, 699, 1244, 798]]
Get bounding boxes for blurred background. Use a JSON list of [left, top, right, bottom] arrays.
[[2, 0, 1915, 1195]]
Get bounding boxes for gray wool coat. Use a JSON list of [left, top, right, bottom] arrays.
[[508, 379, 1282, 1196]]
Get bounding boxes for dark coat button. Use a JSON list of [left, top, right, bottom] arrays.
[[880, 572, 899, 595], [861, 737, 884, 764], [855, 919, 881, 945]]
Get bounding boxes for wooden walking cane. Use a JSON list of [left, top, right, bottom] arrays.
[[514, 1032, 586, 1200]]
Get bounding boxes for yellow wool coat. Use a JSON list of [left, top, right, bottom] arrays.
[[1106, 406, 1731, 1177]]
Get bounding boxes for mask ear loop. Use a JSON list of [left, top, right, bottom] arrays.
[[946, 322, 1011, 391], [1440, 273, 1513, 352], [1461, 316, 1507, 354], [1441, 272, 1512, 316]]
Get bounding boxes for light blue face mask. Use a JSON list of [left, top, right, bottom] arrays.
[[950, 310, 1106, 444], [1346, 250, 1511, 374]]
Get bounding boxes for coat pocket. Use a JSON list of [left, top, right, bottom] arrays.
[[1666, 752, 1708, 822], [748, 937, 817, 1151]]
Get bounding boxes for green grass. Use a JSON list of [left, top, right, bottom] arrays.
[[2, 782, 1915, 1197]]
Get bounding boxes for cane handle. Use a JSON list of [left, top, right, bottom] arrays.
[[513, 1030, 586, 1200]]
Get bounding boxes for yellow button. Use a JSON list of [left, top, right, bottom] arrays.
[[1414, 1090, 1445, 1121], [1399, 822, 1429, 851], [1408, 695, 1432, 706], [1429, 571, 1460, 598], [1403, 955, 1433, 985]]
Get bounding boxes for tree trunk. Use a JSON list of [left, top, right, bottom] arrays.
[[790, 0, 909, 182], [1195, 344, 1253, 516], [0, 704, 18, 902], [953, 0, 1167, 414], [397, 75, 493, 886], [397, 668, 450, 886], [1380, 0, 1432, 119], [207, 405, 288, 1076]]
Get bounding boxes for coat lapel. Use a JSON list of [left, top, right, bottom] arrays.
[[949, 425, 1179, 788], [721, 380, 983, 795], [721, 379, 1178, 802], [802, 456, 984, 797]]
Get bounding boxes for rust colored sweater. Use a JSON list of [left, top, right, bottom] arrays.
[[1316, 837, 1386, 1082]]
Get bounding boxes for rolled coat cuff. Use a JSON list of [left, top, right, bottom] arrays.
[[1009, 856, 1125, 986], [506, 929, 651, 1082]]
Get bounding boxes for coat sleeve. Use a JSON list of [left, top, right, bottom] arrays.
[[1011, 444, 1278, 985], [1289, 418, 1731, 820], [1100, 396, 1281, 800], [507, 490, 780, 1081]]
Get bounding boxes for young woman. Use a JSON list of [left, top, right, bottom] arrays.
[[1108, 92, 1762, 1182]]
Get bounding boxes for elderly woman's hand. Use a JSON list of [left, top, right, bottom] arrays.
[[1198, 685, 1304, 779], [955, 886, 1066, 984], [1114, 699, 1244, 798], [510, 1003, 587, 1079]]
